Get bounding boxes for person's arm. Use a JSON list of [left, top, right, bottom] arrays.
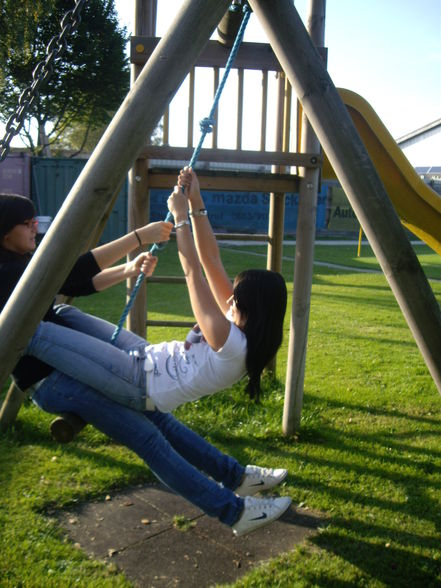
[[91, 221, 173, 270], [60, 221, 172, 296], [92, 252, 158, 291], [167, 186, 230, 351], [178, 167, 233, 314]]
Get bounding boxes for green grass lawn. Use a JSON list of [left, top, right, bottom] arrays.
[[1, 241, 441, 587], [223, 240, 441, 281]]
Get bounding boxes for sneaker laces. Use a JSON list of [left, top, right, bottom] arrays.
[[245, 466, 275, 481], [243, 496, 279, 512]]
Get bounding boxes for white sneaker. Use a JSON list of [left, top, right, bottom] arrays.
[[235, 465, 288, 496], [232, 495, 292, 536]]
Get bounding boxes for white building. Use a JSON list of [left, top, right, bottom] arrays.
[[398, 119, 441, 169]]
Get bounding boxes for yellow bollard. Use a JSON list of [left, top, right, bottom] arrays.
[[357, 226, 363, 257]]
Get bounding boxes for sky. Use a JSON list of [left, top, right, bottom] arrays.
[[114, 0, 441, 166], [3, 0, 440, 166]]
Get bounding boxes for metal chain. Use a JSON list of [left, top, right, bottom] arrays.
[[0, 0, 87, 162]]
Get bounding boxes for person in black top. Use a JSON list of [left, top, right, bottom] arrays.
[[0, 192, 171, 391]]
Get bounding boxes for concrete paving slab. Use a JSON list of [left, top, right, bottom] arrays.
[[56, 483, 324, 587], [58, 485, 201, 558]]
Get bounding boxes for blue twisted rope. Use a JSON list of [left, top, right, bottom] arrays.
[[111, 4, 251, 344]]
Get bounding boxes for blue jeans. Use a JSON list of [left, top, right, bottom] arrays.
[[32, 372, 244, 525], [27, 305, 150, 411]]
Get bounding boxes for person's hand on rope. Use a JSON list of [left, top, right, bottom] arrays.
[[167, 185, 189, 224], [178, 167, 204, 210], [136, 221, 173, 245], [125, 252, 158, 278]]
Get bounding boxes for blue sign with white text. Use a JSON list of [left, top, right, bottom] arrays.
[[150, 185, 328, 234]]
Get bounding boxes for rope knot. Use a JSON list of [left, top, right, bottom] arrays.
[[199, 117, 214, 134]]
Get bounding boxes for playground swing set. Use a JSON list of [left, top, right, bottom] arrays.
[[1, 0, 441, 442]]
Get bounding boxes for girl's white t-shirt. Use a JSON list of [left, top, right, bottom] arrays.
[[144, 322, 247, 412]]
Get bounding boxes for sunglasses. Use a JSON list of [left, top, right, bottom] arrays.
[[20, 218, 39, 229]]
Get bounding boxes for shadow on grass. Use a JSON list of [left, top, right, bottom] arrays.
[[312, 274, 390, 290], [218, 428, 440, 584], [306, 394, 441, 430], [312, 530, 440, 586], [205, 391, 441, 585], [312, 288, 402, 313], [308, 325, 416, 350]]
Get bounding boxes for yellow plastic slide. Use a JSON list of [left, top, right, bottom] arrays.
[[321, 88, 441, 255]]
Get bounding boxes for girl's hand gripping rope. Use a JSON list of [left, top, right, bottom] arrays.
[[125, 252, 158, 279], [167, 184, 189, 224], [178, 167, 202, 208], [137, 220, 173, 245]]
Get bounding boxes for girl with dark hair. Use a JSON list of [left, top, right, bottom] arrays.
[[25, 168, 288, 412], [1, 184, 291, 537], [0, 193, 37, 254], [0, 192, 170, 392]]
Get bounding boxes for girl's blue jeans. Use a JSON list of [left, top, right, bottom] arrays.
[[30, 305, 245, 526], [27, 305, 150, 411]]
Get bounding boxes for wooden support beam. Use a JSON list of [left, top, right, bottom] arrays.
[[147, 168, 300, 193], [148, 276, 187, 284], [215, 232, 270, 241], [250, 0, 441, 397], [146, 319, 195, 328], [217, 4, 244, 47], [267, 73, 288, 277], [50, 413, 87, 443], [187, 68, 195, 147], [126, 0, 157, 338], [261, 71, 268, 150], [148, 232, 271, 245], [266, 73, 288, 373], [283, 0, 325, 436], [127, 158, 150, 336], [132, 38, 283, 71], [148, 268, 243, 285], [132, 36, 327, 72], [141, 145, 321, 167], [0, 383, 27, 430], [237, 69, 244, 150]]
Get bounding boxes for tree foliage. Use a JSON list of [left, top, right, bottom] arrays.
[[51, 119, 164, 157], [0, 0, 129, 154]]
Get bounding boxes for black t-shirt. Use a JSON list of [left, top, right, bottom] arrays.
[[0, 248, 100, 389]]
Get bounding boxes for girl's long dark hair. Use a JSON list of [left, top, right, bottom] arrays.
[[233, 269, 287, 400]]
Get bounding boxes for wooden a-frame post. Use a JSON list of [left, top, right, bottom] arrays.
[[0, 0, 231, 431], [126, 0, 157, 337], [283, 0, 325, 434], [250, 0, 441, 428]]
